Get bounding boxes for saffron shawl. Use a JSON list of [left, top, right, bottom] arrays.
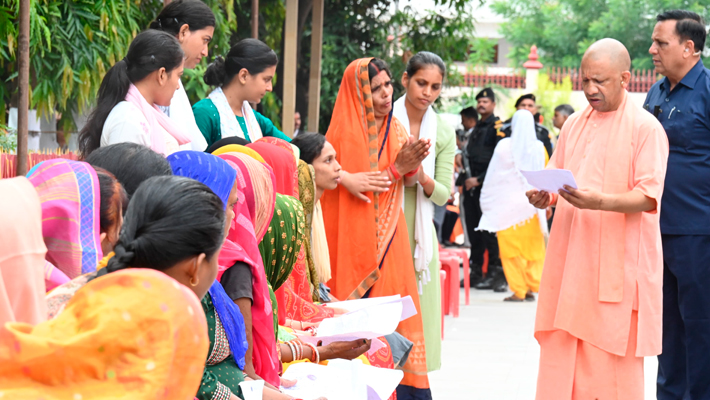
[[0, 177, 47, 326], [0, 269, 208, 400], [28, 159, 103, 281], [559, 91, 634, 303], [320, 58, 429, 389], [215, 150, 281, 388]]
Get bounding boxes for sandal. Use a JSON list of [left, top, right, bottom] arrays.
[[504, 295, 525, 302], [525, 292, 536, 302]]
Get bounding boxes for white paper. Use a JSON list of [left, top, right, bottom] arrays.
[[319, 302, 402, 338], [281, 359, 403, 400], [280, 362, 342, 399], [325, 295, 417, 322], [296, 302, 403, 355], [521, 169, 578, 193], [238, 380, 264, 400]]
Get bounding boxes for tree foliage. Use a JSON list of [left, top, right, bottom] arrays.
[[492, 0, 710, 69], [315, 0, 474, 131], [0, 0, 235, 126]]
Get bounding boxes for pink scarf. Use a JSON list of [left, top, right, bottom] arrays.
[[217, 153, 280, 387], [125, 84, 191, 155]]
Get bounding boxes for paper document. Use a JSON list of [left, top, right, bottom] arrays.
[[239, 380, 264, 400], [281, 359, 403, 400], [521, 169, 577, 193], [297, 302, 403, 354], [324, 295, 417, 322]]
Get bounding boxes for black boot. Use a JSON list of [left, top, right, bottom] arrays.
[[474, 274, 495, 290], [461, 270, 483, 288], [493, 281, 508, 292], [490, 265, 508, 292], [476, 265, 504, 290], [462, 263, 484, 288]]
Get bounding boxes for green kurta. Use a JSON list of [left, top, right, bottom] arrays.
[[197, 293, 245, 400], [404, 113, 456, 372], [192, 98, 292, 146]]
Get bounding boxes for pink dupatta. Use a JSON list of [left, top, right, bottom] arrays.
[[125, 84, 191, 155], [217, 151, 280, 387], [27, 160, 103, 283]]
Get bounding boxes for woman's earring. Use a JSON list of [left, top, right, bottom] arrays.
[[190, 276, 199, 287]]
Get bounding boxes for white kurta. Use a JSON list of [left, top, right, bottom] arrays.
[[101, 101, 180, 155]]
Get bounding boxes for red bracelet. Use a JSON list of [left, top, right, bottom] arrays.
[[388, 165, 402, 180], [405, 166, 420, 177], [420, 174, 431, 186]]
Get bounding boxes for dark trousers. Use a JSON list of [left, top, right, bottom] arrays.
[[463, 187, 500, 278], [441, 208, 459, 243], [657, 234, 710, 400]]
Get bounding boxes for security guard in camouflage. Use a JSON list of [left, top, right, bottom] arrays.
[[456, 87, 506, 291], [500, 93, 553, 157]]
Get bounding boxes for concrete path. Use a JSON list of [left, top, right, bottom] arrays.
[[428, 288, 659, 399]]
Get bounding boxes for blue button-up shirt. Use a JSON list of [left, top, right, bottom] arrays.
[[644, 60, 710, 235]]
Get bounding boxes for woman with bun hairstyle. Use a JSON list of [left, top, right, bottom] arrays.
[[193, 39, 292, 146], [150, 0, 215, 151], [78, 30, 191, 158]]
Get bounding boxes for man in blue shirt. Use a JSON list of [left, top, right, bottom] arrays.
[[644, 10, 710, 399]]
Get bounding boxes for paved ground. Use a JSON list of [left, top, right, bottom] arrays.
[[428, 287, 659, 400]]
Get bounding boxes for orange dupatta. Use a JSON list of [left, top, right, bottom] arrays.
[[320, 58, 429, 389]]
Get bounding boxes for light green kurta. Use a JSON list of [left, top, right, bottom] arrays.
[[404, 113, 456, 372]]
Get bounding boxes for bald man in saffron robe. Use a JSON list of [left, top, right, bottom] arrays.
[[527, 39, 669, 399]]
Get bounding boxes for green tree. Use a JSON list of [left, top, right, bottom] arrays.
[[492, 0, 710, 69], [315, 0, 474, 131], [0, 0, 234, 129]]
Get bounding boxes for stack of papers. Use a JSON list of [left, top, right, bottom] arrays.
[[281, 359, 404, 400], [298, 295, 417, 355]]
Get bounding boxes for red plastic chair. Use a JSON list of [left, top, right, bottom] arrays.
[[440, 255, 460, 318], [440, 268, 446, 340], [439, 248, 470, 305]]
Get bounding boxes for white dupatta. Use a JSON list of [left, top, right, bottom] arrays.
[[478, 110, 548, 236], [393, 95, 437, 293], [170, 81, 208, 151], [208, 87, 263, 141]]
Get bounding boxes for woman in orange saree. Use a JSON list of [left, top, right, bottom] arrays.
[[320, 57, 432, 398]]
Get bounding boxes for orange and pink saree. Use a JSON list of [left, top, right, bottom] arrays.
[[321, 58, 429, 390]]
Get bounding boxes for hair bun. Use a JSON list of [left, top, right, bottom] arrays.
[[204, 56, 227, 87]]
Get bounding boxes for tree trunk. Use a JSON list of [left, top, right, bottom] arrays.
[[16, 0, 30, 176], [251, 0, 259, 39]]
